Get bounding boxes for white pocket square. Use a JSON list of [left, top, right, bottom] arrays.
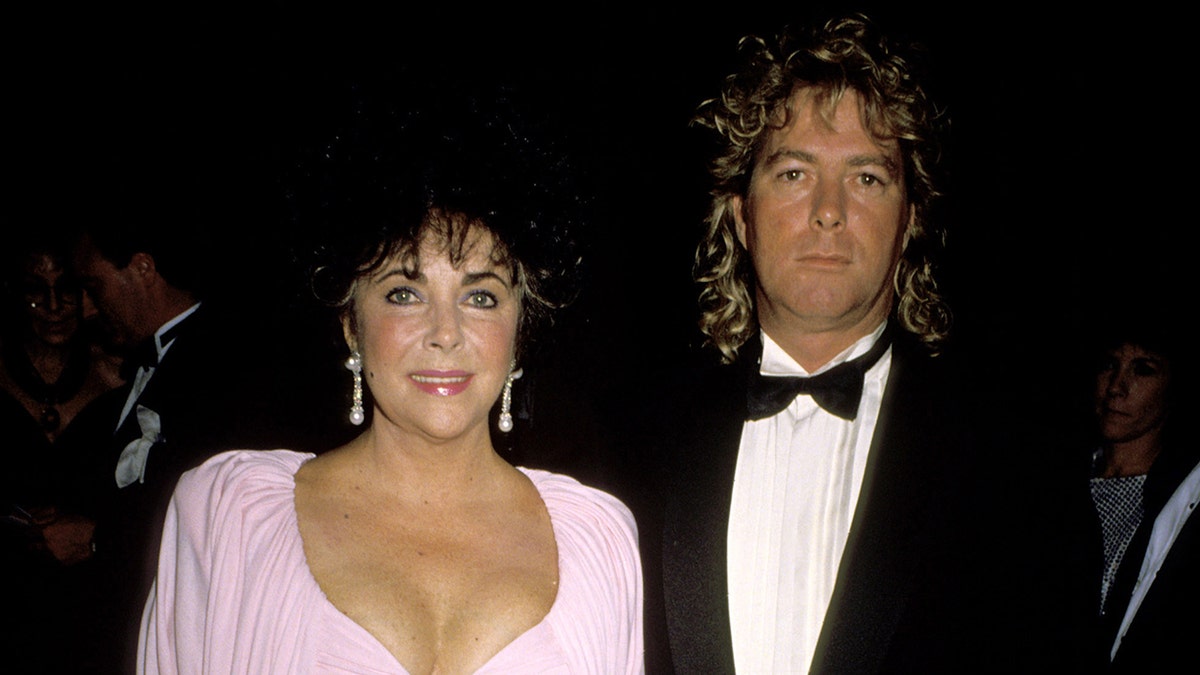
[[115, 405, 163, 488]]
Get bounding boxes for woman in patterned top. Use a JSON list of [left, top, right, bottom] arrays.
[[1084, 311, 1199, 670]]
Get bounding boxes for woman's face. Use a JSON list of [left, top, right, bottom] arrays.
[[21, 252, 82, 347], [1094, 342, 1172, 445], [345, 227, 520, 442]]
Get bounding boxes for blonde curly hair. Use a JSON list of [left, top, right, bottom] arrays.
[[693, 13, 951, 362]]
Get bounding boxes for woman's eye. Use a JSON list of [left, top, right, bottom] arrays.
[[1133, 361, 1162, 377], [466, 290, 498, 308], [386, 287, 419, 304], [1095, 357, 1120, 375]]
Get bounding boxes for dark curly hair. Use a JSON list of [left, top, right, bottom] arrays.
[[693, 13, 951, 362], [287, 78, 586, 360]]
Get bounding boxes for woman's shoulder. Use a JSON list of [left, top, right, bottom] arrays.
[[174, 449, 314, 516], [518, 467, 637, 542]]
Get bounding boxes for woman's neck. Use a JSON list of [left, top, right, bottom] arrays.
[[25, 337, 71, 384], [350, 424, 511, 506], [1100, 433, 1164, 478]]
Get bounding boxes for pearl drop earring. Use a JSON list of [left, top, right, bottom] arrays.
[[498, 366, 523, 432], [345, 351, 364, 426]]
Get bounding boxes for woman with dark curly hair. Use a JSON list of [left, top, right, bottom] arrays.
[[136, 83, 643, 674]]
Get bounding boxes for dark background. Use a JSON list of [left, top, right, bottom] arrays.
[[3, 2, 1191, 451]]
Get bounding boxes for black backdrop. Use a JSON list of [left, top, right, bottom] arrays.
[[4, 2, 1192, 446]]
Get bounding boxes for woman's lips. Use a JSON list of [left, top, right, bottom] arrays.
[[410, 371, 473, 396]]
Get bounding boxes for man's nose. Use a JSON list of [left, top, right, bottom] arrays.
[[810, 178, 846, 230]]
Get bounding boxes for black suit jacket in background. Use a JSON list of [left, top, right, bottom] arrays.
[[1102, 447, 1200, 673], [82, 302, 354, 673]]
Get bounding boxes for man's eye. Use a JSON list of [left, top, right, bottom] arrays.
[[859, 173, 885, 186], [780, 169, 804, 181]]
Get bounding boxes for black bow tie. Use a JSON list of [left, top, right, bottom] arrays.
[[746, 325, 893, 421]]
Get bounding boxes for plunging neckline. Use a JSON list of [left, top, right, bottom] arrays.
[[289, 461, 564, 674]]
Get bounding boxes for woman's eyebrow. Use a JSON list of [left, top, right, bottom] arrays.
[[462, 270, 511, 289]]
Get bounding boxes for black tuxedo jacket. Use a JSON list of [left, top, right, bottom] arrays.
[[85, 302, 353, 672], [653, 332, 1016, 674], [101, 305, 322, 573]]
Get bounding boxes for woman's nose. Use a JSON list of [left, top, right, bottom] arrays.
[[1106, 369, 1128, 397], [425, 305, 463, 350]]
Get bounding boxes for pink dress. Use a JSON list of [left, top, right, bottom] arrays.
[[138, 450, 643, 674]]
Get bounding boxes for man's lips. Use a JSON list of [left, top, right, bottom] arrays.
[[410, 371, 473, 396], [795, 254, 851, 267]]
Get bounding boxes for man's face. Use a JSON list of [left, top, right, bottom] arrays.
[[72, 236, 149, 350], [734, 88, 910, 346]]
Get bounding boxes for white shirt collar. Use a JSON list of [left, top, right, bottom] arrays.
[[154, 302, 201, 360], [759, 321, 888, 377]]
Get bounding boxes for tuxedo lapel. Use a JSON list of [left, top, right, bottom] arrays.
[[111, 306, 214, 482], [812, 341, 944, 671], [661, 347, 751, 672]]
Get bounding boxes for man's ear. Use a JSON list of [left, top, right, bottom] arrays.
[[127, 252, 157, 284], [730, 195, 749, 248]]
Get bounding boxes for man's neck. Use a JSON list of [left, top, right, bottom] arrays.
[[138, 289, 199, 345], [762, 319, 889, 372]]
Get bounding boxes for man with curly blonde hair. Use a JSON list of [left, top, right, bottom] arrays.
[[693, 14, 950, 365], [655, 13, 1016, 673]]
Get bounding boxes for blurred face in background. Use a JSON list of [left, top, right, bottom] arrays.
[[72, 235, 150, 350], [1094, 342, 1172, 445], [21, 251, 82, 347]]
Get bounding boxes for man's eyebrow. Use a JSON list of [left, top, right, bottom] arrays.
[[760, 148, 901, 175], [761, 148, 816, 166], [847, 154, 901, 175]]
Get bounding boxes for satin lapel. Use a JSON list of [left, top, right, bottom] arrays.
[[111, 306, 207, 479], [661, 345, 755, 673], [812, 340, 954, 672]]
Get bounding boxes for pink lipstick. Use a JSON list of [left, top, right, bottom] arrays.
[[410, 371, 473, 396]]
